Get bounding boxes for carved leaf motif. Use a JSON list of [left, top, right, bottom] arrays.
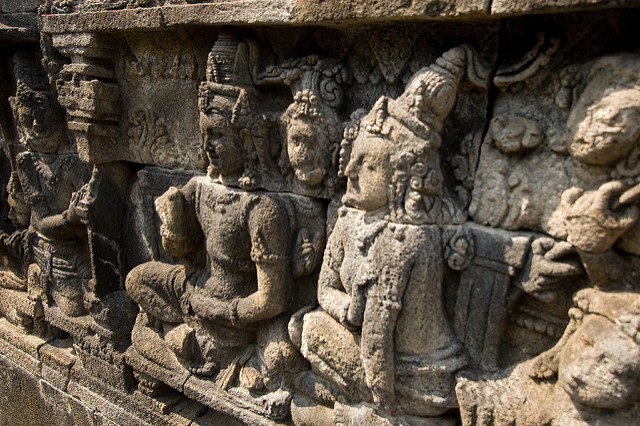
[[347, 36, 379, 85], [370, 27, 416, 83]]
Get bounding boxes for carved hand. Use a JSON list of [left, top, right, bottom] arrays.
[[155, 186, 188, 232], [63, 184, 90, 226], [189, 289, 234, 324], [520, 237, 582, 301], [563, 181, 639, 253]]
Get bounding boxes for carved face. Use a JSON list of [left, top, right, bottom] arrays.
[[343, 129, 391, 211], [569, 88, 640, 166], [10, 92, 65, 154], [286, 120, 328, 187], [558, 314, 640, 409], [200, 105, 244, 178]]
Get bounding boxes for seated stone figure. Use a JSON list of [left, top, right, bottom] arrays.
[[125, 49, 325, 417], [4, 53, 92, 317], [289, 46, 487, 425]]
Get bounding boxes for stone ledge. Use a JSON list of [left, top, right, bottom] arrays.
[[42, 1, 292, 34], [491, 0, 640, 15], [0, 12, 38, 41], [41, 0, 640, 34]]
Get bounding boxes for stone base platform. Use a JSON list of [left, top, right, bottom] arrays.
[[0, 318, 239, 426]]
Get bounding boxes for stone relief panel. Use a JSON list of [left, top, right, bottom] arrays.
[[0, 34, 138, 397], [123, 32, 328, 422], [117, 32, 208, 171], [0, 51, 93, 328], [457, 12, 640, 424], [1, 5, 640, 426], [287, 45, 492, 425]]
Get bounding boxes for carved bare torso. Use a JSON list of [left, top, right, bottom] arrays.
[[185, 177, 293, 300]]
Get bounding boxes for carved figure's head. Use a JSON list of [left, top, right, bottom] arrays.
[[568, 55, 640, 166], [341, 46, 486, 223], [198, 83, 251, 178], [558, 288, 640, 410], [199, 31, 256, 180], [9, 54, 66, 154], [280, 89, 341, 187]]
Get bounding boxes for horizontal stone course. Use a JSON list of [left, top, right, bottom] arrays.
[[35, 0, 640, 33]]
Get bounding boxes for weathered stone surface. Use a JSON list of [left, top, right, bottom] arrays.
[[0, 0, 39, 14], [2, 1, 640, 425], [0, 13, 38, 41], [37, 0, 640, 35], [290, 0, 490, 21], [0, 354, 94, 426], [492, 0, 640, 15]]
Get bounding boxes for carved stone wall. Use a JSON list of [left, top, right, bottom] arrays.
[[1, 1, 640, 425]]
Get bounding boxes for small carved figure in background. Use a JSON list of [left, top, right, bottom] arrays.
[[259, 53, 348, 197], [280, 89, 341, 191], [4, 53, 92, 317]]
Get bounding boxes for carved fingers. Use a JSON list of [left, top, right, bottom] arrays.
[[563, 181, 640, 253], [522, 237, 582, 301], [63, 183, 90, 225], [533, 239, 581, 278]]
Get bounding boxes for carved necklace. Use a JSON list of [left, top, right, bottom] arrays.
[[34, 155, 66, 187], [355, 219, 387, 255]]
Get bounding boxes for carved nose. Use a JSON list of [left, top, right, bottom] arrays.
[[344, 161, 357, 179]]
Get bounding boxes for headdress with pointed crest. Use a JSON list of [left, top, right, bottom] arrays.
[[198, 30, 256, 127], [361, 45, 488, 143], [341, 45, 488, 225], [9, 51, 66, 154]]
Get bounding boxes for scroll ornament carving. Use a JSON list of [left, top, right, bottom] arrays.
[[126, 108, 176, 166]]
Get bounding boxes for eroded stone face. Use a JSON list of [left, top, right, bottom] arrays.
[[1, 5, 640, 426], [343, 129, 392, 212]]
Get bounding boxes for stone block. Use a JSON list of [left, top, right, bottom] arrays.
[[1, 0, 39, 14]]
